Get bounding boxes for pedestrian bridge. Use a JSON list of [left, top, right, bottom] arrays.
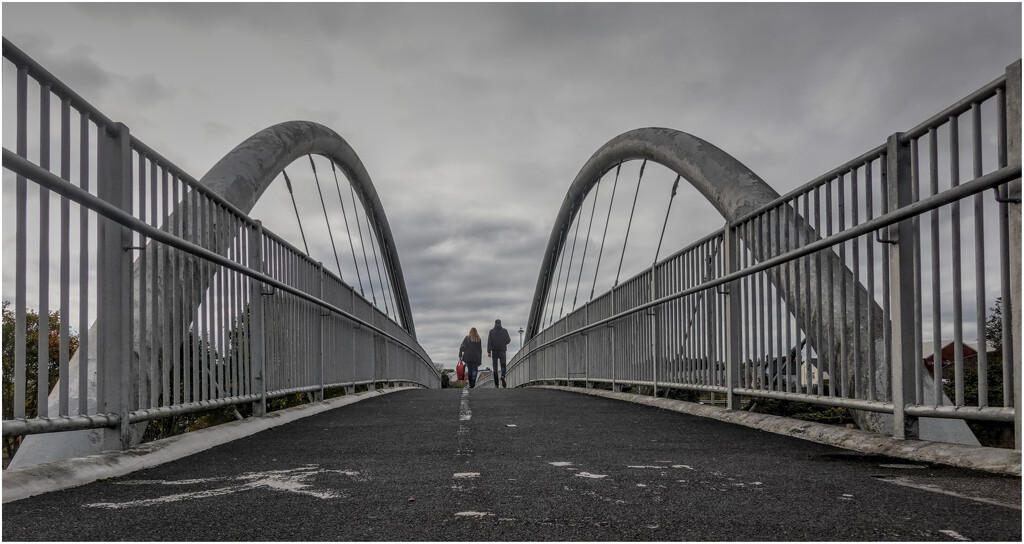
[[2, 38, 1022, 533]]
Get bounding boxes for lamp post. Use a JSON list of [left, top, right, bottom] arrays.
[[518, 328, 524, 351]]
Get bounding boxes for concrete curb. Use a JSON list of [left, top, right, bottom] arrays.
[[2, 386, 416, 503], [538, 386, 1022, 476]]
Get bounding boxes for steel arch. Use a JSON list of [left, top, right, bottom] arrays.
[[201, 121, 417, 337]]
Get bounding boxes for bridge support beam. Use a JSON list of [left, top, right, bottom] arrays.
[[526, 128, 981, 444], [12, 121, 425, 468]]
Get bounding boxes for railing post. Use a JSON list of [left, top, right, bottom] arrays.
[[611, 287, 619, 392], [96, 122, 133, 450], [1005, 60, 1021, 450], [317, 262, 325, 402], [565, 335, 570, 386], [725, 224, 741, 410], [650, 265, 658, 397], [887, 132, 920, 440], [585, 303, 591, 388], [248, 221, 267, 417]]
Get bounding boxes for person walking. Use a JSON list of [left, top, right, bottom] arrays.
[[458, 327, 483, 388], [487, 319, 512, 388]]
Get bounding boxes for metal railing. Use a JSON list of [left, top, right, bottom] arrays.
[[1, 39, 438, 451], [509, 60, 1021, 447]]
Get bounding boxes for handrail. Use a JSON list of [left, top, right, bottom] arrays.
[[511, 162, 1021, 361], [2, 149, 437, 376], [3, 37, 400, 331], [2, 37, 116, 129]]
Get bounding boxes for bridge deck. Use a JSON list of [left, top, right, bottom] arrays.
[[3, 388, 1020, 541]]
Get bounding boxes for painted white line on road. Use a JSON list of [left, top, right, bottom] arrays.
[[628, 465, 667, 469], [456, 388, 472, 456], [939, 529, 970, 541], [453, 472, 481, 479], [459, 388, 472, 421], [876, 476, 1022, 511], [548, 461, 573, 467], [455, 511, 493, 517], [575, 472, 607, 479]]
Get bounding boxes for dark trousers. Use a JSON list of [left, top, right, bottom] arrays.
[[468, 367, 478, 388], [491, 351, 507, 385]]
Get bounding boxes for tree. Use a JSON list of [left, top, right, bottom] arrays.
[[2, 301, 79, 459], [985, 297, 1003, 352]]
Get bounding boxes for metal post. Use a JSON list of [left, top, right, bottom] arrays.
[[318, 262, 325, 402], [249, 221, 267, 417], [725, 223, 741, 410], [96, 122, 133, 450], [585, 304, 592, 388], [611, 286, 619, 392], [1004, 60, 1021, 450], [651, 265, 658, 397], [565, 337, 570, 386], [887, 132, 920, 440]]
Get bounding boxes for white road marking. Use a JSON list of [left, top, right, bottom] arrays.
[[85, 465, 356, 509], [939, 529, 970, 541], [671, 464, 695, 470], [453, 472, 481, 479], [459, 388, 472, 421], [457, 388, 472, 456], [455, 511, 493, 517], [879, 463, 927, 469], [548, 461, 573, 467], [628, 465, 667, 469], [876, 476, 1021, 510], [575, 472, 607, 479]]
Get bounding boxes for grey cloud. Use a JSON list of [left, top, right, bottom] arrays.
[[124, 73, 175, 106], [5, 2, 1019, 365]]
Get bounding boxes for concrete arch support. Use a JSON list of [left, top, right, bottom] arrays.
[[12, 121, 416, 469], [527, 127, 977, 444], [200, 121, 415, 336]]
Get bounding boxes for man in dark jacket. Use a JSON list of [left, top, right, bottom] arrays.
[[487, 319, 512, 388]]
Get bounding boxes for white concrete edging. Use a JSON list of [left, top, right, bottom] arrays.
[[538, 385, 1021, 476], [2, 387, 415, 503]]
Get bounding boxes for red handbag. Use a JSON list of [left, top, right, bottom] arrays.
[[456, 360, 466, 381]]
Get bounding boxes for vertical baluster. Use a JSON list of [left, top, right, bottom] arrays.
[[880, 152, 893, 403], [995, 86, 1013, 410], [59, 97, 71, 415], [948, 115, 965, 406], [149, 160, 160, 407], [851, 167, 862, 400], [38, 83, 51, 418], [77, 111, 90, 416], [171, 175, 181, 406], [971, 103, 989, 408], [802, 191, 813, 394], [837, 173, 848, 398], [159, 168, 170, 405], [15, 66, 28, 420], [865, 160, 877, 401], [929, 127, 943, 407]]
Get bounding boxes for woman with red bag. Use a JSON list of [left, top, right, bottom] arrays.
[[458, 327, 483, 388]]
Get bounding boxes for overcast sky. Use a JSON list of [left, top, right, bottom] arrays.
[[2, 2, 1021, 366]]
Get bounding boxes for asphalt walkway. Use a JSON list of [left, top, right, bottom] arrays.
[[2, 387, 1020, 541]]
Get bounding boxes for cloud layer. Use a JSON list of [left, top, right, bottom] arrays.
[[2, 3, 1020, 365]]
